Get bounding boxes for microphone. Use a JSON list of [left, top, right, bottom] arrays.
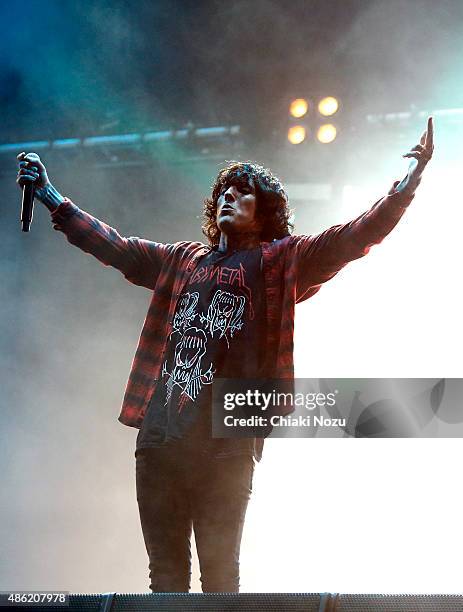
[[21, 181, 35, 232]]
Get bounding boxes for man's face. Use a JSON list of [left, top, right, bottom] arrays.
[[216, 176, 261, 236]]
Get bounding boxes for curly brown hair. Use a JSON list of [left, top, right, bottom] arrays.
[[202, 161, 294, 247]]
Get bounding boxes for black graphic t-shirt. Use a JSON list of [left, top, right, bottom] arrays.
[[136, 246, 267, 458]]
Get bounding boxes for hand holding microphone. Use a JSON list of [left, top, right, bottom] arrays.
[[16, 152, 50, 232]]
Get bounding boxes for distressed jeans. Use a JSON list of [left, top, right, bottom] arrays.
[[135, 445, 254, 592]]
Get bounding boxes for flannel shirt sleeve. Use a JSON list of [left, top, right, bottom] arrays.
[[50, 197, 175, 289], [295, 182, 417, 299]]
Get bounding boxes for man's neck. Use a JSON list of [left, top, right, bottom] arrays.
[[218, 232, 261, 253]]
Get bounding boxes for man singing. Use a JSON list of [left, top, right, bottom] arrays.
[[16, 117, 433, 592]]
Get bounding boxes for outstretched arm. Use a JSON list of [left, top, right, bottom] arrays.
[[16, 152, 175, 290], [295, 117, 434, 299]]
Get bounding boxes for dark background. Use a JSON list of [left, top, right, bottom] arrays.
[[2, 0, 462, 142]]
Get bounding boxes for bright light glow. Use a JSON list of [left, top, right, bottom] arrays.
[[287, 125, 307, 144], [318, 96, 339, 116], [317, 123, 337, 143], [289, 98, 309, 118]]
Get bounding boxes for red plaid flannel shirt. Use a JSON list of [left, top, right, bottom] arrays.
[[50, 182, 415, 429]]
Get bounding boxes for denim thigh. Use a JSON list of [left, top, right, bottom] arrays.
[[136, 447, 254, 593]]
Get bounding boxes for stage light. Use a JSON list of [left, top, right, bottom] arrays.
[[289, 98, 309, 118], [316, 124, 337, 143], [318, 96, 339, 117], [287, 125, 307, 144]]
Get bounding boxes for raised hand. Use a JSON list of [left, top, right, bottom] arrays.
[[395, 116, 434, 196], [16, 152, 50, 192], [16, 152, 64, 211], [403, 116, 434, 169]]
